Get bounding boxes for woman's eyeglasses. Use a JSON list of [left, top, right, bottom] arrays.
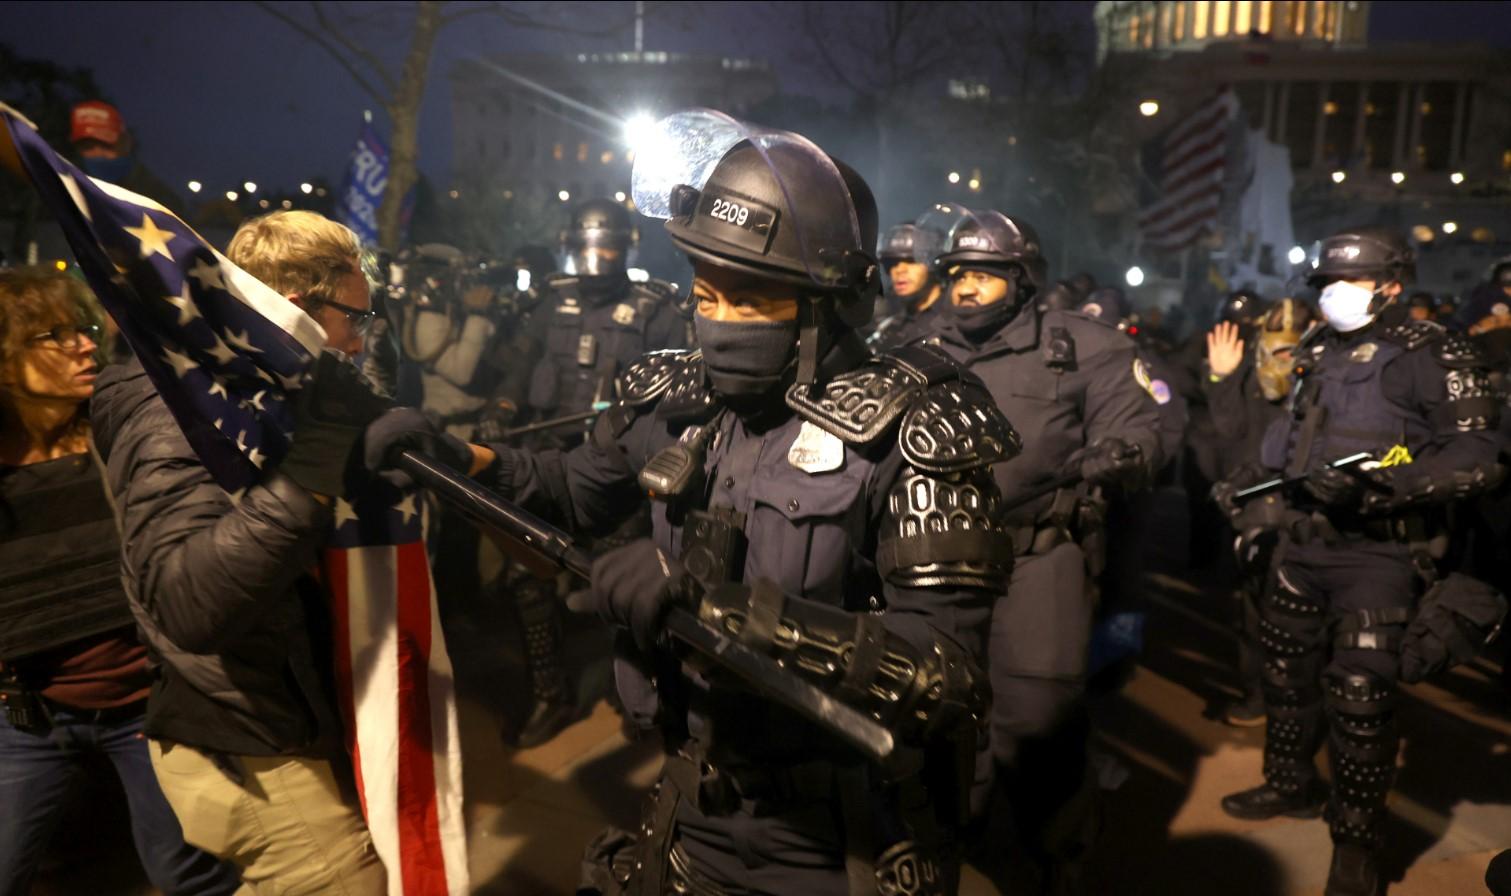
[[27, 323, 102, 350]]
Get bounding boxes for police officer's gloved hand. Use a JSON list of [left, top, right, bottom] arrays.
[[1069, 437, 1146, 488], [474, 399, 518, 442], [1212, 463, 1272, 520], [576, 538, 688, 652], [1302, 466, 1366, 508], [362, 407, 474, 489], [280, 351, 393, 497]]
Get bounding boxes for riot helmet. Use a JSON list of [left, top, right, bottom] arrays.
[[1254, 297, 1315, 402], [1305, 228, 1415, 288], [877, 220, 944, 303], [1079, 286, 1133, 327], [634, 110, 879, 311], [632, 109, 880, 398], [561, 198, 634, 289], [933, 206, 1047, 298], [1217, 289, 1266, 327], [1038, 280, 1080, 313]]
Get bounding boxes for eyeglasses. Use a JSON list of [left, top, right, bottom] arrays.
[[312, 298, 377, 337], [27, 323, 102, 350]]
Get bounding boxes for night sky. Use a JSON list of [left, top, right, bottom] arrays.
[[7, 1, 1510, 200]]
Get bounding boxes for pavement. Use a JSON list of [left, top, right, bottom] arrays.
[[33, 493, 1511, 895]]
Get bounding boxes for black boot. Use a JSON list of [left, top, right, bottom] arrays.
[[1221, 781, 1326, 820], [511, 577, 577, 748], [1324, 842, 1381, 896], [1322, 669, 1399, 896]]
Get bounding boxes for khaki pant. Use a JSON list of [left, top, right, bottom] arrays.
[[150, 740, 386, 896]]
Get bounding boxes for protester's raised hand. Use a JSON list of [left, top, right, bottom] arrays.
[[1206, 321, 1246, 377]]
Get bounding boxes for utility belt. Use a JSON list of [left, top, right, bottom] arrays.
[[1003, 487, 1106, 569], [664, 747, 842, 818]]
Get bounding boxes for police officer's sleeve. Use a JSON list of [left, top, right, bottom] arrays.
[[477, 404, 661, 538], [1083, 343, 1167, 474], [1380, 333, 1501, 487]]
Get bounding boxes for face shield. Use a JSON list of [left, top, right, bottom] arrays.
[[630, 108, 867, 294]]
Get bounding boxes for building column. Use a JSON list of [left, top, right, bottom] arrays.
[[1351, 81, 1369, 168], [1406, 83, 1426, 170], [1312, 80, 1331, 170], [1449, 81, 1469, 168], [1391, 82, 1410, 171]]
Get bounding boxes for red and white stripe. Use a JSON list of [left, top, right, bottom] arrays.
[[1139, 90, 1239, 251], [327, 543, 469, 896]]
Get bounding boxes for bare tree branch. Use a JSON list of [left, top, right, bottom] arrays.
[[309, 1, 400, 95], [251, 0, 389, 103]]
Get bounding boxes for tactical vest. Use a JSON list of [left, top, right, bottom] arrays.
[[1264, 331, 1431, 475], [0, 453, 134, 661], [528, 277, 670, 416]]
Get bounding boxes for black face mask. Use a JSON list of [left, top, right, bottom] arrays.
[[951, 297, 1020, 341], [694, 313, 799, 402]]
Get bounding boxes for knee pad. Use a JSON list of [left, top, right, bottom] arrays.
[[1323, 669, 1396, 748]]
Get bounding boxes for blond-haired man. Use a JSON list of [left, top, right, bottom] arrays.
[[91, 211, 389, 895]]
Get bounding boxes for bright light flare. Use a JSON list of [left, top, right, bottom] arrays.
[[187, 180, 202, 193], [1139, 100, 1160, 117], [1125, 266, 1145, 287], [1287, 245, 1307, 265], [242, 181, 257, 193]]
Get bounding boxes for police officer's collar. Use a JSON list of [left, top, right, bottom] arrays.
[[939, 298, 1038, 355]]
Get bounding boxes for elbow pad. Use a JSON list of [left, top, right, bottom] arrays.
[[697, 580, 986, 743]]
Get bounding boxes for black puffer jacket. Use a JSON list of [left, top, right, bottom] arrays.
[[91, 359, 342, 757]]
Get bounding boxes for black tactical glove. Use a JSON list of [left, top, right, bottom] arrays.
[[280, 351, 393, 497], [577, 538, 688, 652], [473, 399, 519, 443], [1068, 437, 1146, 488], [1361, 466, 1505, 515], [1302, 465, 1367, 508], [1211, 463, 1271, 520], [361, 407, 474, 488]]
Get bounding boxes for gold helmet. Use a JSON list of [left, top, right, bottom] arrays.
[[1255, 298, 1315, 402]]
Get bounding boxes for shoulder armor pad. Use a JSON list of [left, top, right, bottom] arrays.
[[616, 350, 691, 406], [785, 343, 963, 445], [1380, 318, 1444, 352], [1435, 330, 1490, 368], [899, 380, 1022, 474], [656, 351, 717, 421]]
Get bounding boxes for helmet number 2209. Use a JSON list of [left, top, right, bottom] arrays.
[[708, 198, 751, 227]]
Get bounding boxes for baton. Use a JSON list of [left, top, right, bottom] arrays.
[[393, 449, 899, 767], [493, 408, 600, 441]]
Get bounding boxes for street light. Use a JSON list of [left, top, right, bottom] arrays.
[[187, 180, 202, 193], [225, 190, 239, 202], [300, 182, 314, 194], [1287, 245, 1307, 265], [1139, 100, 1159, 117], [1390, 171, 1405, 185], [614, 191, 627, 202], [1330, 170, 1347, 184], [558, 190, 571, 202], [1125, 266, 1145, 287], [947, 171, 961, 184], [243, 181, 257, 194], [967, 177, 981, 191], [1442, 221, 1458, 234], [1450, 171, 1465, 185]]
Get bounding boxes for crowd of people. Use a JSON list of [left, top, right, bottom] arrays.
[[1, 101, 1509, 896]]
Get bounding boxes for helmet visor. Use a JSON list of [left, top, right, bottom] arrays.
[[630, 108, 863, 288]]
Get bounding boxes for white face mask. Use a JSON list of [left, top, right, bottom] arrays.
[[1318, 281, 1378, 333]]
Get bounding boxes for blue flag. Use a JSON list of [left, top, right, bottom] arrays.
[[336, 122, 390, 247]]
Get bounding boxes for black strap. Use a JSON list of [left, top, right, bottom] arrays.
[[838, 614, 886, 705], [1285, 404, 1327, 480], [1335, 606, 1414, 634], [736, 579, 785, 652], [876, 529, 1011, 579]]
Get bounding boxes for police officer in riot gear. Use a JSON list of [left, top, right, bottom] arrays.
[[924, 206, 1165, 894], [451, 111, 1014, 895], [1216, 228, 1502, 896], [868, 219, 948, 349], [501, 200, 688, 747]]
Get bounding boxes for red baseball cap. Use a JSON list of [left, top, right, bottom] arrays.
[[70, 101, 124, 146]]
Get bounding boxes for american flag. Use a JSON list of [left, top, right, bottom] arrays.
[[1137, 89, 1240, 252], [0, 104, 467, 896]]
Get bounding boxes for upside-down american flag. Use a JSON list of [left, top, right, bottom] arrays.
[[1137, 89, 1240, 252], [0, 104, 467, 896]]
